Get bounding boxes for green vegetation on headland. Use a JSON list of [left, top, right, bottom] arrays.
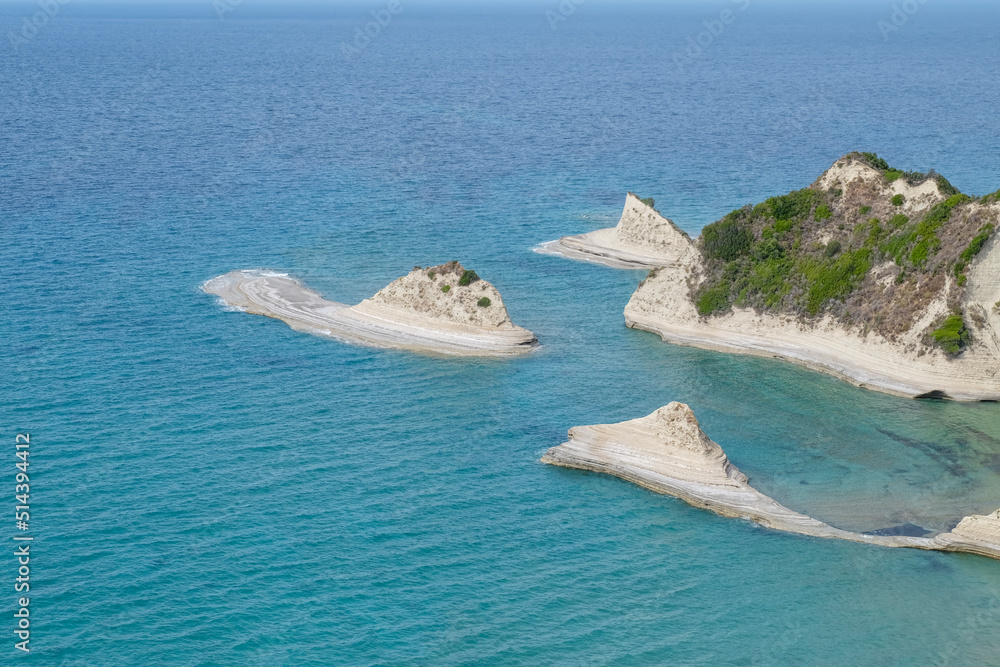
[[692, 152, 999, 355], [932, 314, 970, 355]]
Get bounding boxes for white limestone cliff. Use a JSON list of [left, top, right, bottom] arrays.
[[537, 193, 697, 269]]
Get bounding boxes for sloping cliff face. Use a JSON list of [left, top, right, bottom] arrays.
[[362, 261, 517, 330], [542, 402, 1000, 561], [203, 263, 537, 356], [538, 193, 697, 269], [615, 193, 696, 260], [624, 153, 1000, 399]]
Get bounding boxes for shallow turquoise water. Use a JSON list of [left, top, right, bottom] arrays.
[[2, 2, 1000, 664]]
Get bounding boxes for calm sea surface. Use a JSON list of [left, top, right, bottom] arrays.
[[2, 1, 1000, 664]]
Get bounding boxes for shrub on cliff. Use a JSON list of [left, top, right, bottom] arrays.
[[639, 197, 655, 209], [477, 297, 491, 308], [891, 194, 905, 207], [768, 189, 815, 221], [862, 152, 890, 171], [932, 314, 970, 355], [696, 282, 731, 316], [954, 224, 997, 286], [459, 270, 479, 286], [702, 217, 754, 262], [803, 248, 872, 315], [960, 224, 996, 263], [441, 285, 451, 293]]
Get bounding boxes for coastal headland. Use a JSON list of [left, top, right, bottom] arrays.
[[204, 262, 537, 356]]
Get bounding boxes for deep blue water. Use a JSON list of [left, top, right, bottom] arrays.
[[3, 1, 1000, 664]]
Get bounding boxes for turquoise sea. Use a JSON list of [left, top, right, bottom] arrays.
[[3, 1, 1000, 663]]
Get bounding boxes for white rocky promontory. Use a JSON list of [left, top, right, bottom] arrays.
[[619, 156, 1000, 400], [542, 402, 1000, 561], [203, 262, 537, 356], [537, 193, 698, 269]]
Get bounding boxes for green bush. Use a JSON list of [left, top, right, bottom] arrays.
[[960, 224, 995, 263], [888, 214, 909, 229], [768, 189, 815, 221], [441, 285, 451, 293], [891, 194, 905, 207], [859, 206, 872, 215], [458, 270, 479, 286], [936, 174, 960, 197], [862, 152, 890, 171], [702, 218, 754, 261], [824, 240, 842, 257], [696, 282, 731, 316], [803, 249, 872, 315], [944, 193, 971, 207], [910, 239, 932, 266], [427, 271, 436, 280], [885, 169, 903, 182], [815, 204, 832, 221], [932, 315, 970, 355], [477, 297, 491, 308], [865, 219, 886, 248], [880, 230, 915, 266], [639, 197, 655, 209]]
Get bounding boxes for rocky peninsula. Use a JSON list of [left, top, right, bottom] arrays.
[[537, 193, 697, 269], [541, 402, 1000, 561], [604, 153, 1000, 399], [203, 262, 538, 356]]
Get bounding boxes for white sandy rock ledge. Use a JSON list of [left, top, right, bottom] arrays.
[[203, 262, 538, 356], [537, 193, 698, 269], [541, 402, 1000, 561]]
